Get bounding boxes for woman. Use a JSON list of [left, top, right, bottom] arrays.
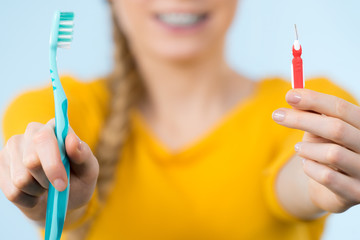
[[1, 0, 360, 239]]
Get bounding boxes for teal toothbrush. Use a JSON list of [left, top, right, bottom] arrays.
[[45, 11, 74, 240]]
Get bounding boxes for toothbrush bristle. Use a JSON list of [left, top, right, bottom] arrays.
[[58, 12, 74, 48]]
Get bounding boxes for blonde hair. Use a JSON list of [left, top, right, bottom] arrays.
[[96, 2, 143, 203], [66, 2, 143, 239]]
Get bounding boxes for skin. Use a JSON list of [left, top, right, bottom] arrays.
[[274, 89, 360, 218], [113, 0, 255, 150], [0, 120, 98, 226], [0, 0, 359, 228]]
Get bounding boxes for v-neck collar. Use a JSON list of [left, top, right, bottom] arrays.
[[130, 80, 264, 164]]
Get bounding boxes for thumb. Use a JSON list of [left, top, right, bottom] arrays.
[[65, 127, 99, 182]]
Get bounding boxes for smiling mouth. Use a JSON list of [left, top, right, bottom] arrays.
[[155, 13, 209, 28]]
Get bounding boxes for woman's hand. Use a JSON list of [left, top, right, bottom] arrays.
[[0, 119, 99, 225], [273, 89, 360, 213]]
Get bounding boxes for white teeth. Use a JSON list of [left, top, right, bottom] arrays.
[[158, 13, 205, 27]]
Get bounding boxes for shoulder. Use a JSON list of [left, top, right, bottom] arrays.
[[305, 77, 358, 105], [4, 76, 109, 111], [2, 76, 110, 150], [61, 76, 111, 119], [251, 76, 358, 141], [257, 77, 358, 105]]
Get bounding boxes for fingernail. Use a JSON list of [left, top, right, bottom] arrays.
[[77, 139, 83, 152], [54, 179, 66, 191], [272, 110, 286, 122], [298, 157, 306, 165], [287, 91, 302, 104], [294, 142, 301, 152]]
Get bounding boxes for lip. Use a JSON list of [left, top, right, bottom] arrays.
[[152, 12, 210, 34]]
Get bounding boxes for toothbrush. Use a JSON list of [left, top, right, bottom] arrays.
[[45, 11, 74, 240], [292, 24, 304, 89]]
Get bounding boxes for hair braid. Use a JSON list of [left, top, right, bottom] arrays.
[[65, 3, 143, 239], [95, 6, 142, 202]]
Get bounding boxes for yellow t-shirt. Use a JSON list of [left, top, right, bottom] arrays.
[[2, 76, 358, 240]]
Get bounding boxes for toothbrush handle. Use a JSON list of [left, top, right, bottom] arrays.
[[44, 71, 70, 240], [45, 162, 70, 240]]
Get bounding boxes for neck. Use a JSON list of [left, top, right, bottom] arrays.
[[134, 46, 245, 123], [130, 44, 255, 150]]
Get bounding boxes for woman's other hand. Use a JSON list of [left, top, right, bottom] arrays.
[[273, 88, 360, 213]]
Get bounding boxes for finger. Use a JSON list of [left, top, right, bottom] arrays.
[[9, 145, 46, 197], [23, 122, 50, 189], [33, 121, 68, 192], [7, 134, 45, 197], [302, 131, 334, 144], [296, 142, 360, 178], [286, 89, 360, 129], [23, 146, 49, 190], [303, 159, 360, 205], [0, 150, 39, 208], [65, 127, 99, 183], [272, 108, 360, 153]]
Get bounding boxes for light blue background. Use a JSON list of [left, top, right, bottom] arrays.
[[1, 0, 360, 239]]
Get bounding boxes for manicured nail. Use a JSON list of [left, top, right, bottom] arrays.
[[298, 157, 306, 164], [77, 139, 83, 152], [54, 179, 66, 191], [287, 91, 302, 104], [272, 110, 286, 122], [294, 142, 301, 152]]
